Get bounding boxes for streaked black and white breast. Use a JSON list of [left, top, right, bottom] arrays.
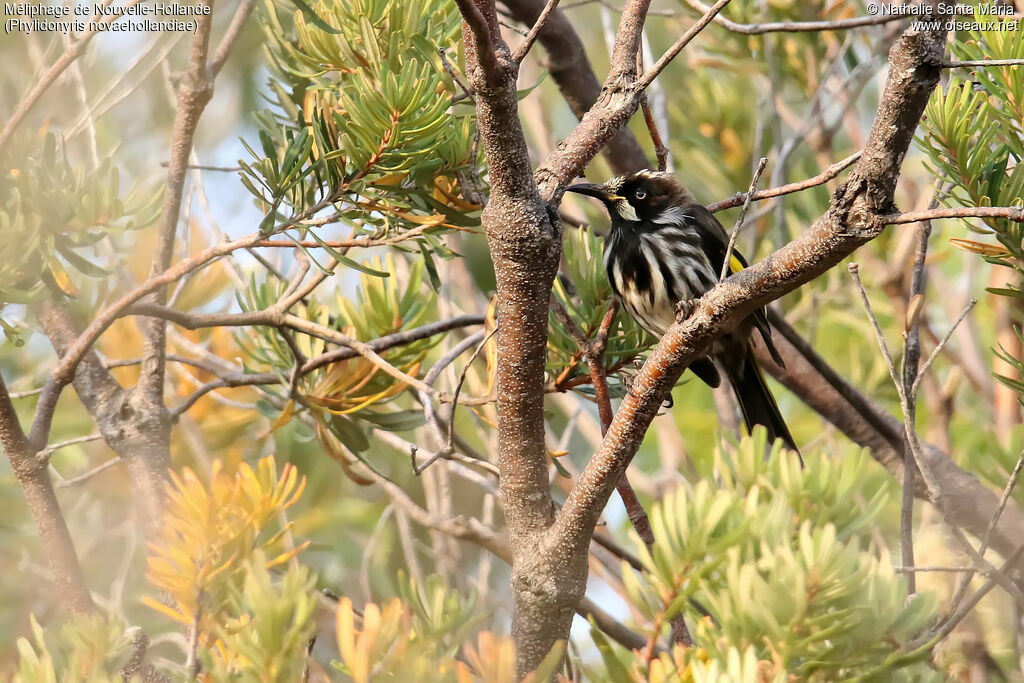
[[603, 212, 718, 338]]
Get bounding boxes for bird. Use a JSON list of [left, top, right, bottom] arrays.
[[565, 170, 800, 459]]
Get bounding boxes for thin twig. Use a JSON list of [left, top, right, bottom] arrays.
[[512, 0, 562, 63], [885, 205, 1024, 225], [636, 42, 669, 171], [41, 432, 104, 458], [640, 0, 731, 88], [848, 264, 902, 392], [0, 0, 146, 154], [681, 0, 907, 34], [56, 457, 125, 489], [163, 162, 243, 172], [898, 218, 932, 595], [448, 327, 498, 451], [9, 387, 44, 400], [414, 331, 487, 474], [706, 150, 861, 212], [895, 566, 975, 573], [439, 48, 476, 103], [719, 157, 767, 282], [851, 266, 1024, 608], [185, 602, 202, 679], [942, 58, 1024, 68], [979, 449, 1024, 558], [912, 299, 978, 397], [947, 448, 1024, 614]]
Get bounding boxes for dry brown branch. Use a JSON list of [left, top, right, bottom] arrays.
[[720, 156, 767, 282], [512, 0, 561, 62], [681, 0, 908, 34], [942, 58, 1024, 68], [706, 150, 862, 213], [885, 205, 1024, 224]]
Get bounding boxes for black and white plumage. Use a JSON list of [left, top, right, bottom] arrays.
[[566, 170, 800, 457]]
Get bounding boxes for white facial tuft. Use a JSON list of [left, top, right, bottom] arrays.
[[613, 199, 640, 222]]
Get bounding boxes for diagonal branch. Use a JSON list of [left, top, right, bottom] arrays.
[[534, 0, 729, 198], [499, 0, 652, 174], [512, 0, 561, 63], [706, 150, 862, 213], [0, 1, 146, 155], [639, 0, 732, 87]]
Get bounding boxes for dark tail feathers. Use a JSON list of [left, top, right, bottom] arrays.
[[727, 349, 802, 464]]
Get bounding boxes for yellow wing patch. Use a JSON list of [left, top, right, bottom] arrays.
[[729, 254, 745, 275]]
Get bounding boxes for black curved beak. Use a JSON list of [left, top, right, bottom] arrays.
[[565, 183, 610, 200]]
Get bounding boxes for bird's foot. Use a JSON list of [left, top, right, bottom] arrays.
[[623, 372, 637, 399], [675, 299, 698, 321]]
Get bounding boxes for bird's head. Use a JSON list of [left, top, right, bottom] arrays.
[[565, 170, 696, 226]]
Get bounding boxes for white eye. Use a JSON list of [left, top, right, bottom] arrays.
[[635, 190, 646, 200]]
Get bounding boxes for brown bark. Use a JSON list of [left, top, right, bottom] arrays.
[[0, 375, 93, 613], [500, 0, 652, 176]]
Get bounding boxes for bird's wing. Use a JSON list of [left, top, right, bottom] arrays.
[[687, 204, 786, 369]]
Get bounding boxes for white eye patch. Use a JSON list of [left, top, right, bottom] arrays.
[[614, 200, 640, 222]]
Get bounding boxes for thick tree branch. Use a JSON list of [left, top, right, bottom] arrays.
[[466, 0, 731, 669], [0, 374, 93, 613], [456, 0, 505, 86]]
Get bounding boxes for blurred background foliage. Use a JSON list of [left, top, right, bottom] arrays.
[[1, 0, 1024, 679]]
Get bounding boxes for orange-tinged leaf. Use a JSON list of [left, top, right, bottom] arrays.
[[949, 237, 1010, 257], [141, 596, 194, 626], [265, 540, 311, 568], [336, 597, 359, 676], [49, 262, 79, 297], [268, 399, 296, 433]]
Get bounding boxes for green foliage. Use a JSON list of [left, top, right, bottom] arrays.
[[332, 589, 563, 683], [396, 572, 485, 662], [0, 133, 158, 343], [203, 557, 319, 682], [241, 0, 481, 248], [615, 431, 937, 681], [918, 27, 1024, 403], [12, 613, 135, 683]]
